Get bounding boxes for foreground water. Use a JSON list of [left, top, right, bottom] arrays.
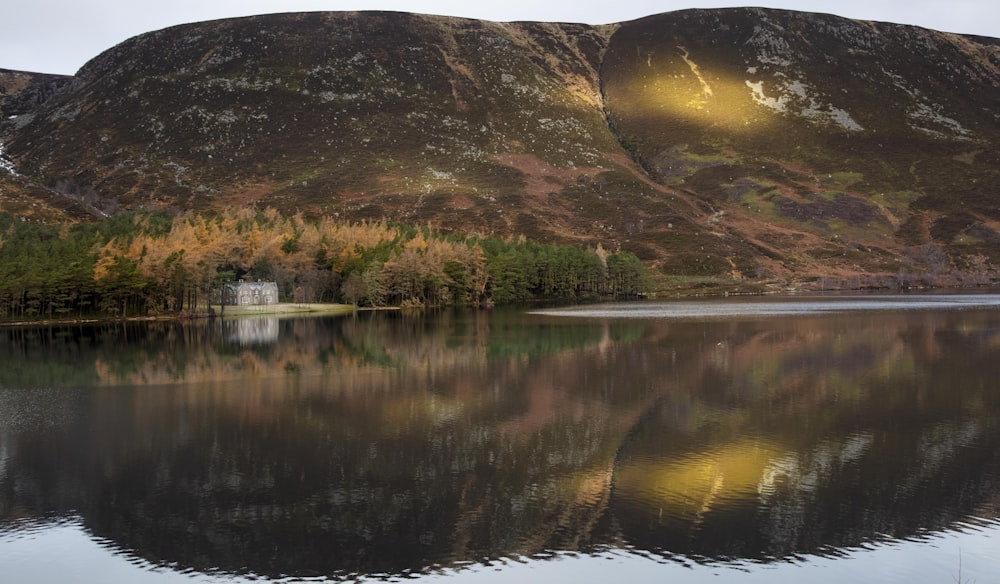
[[1, 295, 999, 583]]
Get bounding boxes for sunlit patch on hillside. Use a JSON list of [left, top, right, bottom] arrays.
[[631, 46, 772, 133], [635, 65, 774, 133]]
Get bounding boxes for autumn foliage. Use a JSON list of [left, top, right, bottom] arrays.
[[0, 208, 649, 320]]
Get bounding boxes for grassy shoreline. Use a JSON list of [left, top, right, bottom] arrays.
[[0, 303, 358, 327], [216, 303, 357, 318]]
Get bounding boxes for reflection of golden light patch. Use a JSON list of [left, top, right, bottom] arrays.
[[565, 467, 615, 508], [613, 439, 784, 521]]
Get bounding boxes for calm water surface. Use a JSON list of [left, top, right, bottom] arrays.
[[2, 295, 999, 583]]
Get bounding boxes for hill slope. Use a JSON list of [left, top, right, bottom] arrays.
[[602, 9, 1000, 282], [1, 9, 999, 287]]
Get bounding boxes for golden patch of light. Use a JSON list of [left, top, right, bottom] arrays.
[[613, 438, 785, 522], [630, 50, 775, 133], [677, 46, 713, 108]]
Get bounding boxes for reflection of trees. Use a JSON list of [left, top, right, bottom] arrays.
[[0, 310, 644, 577], [0, 310, 621, 389], [1, 310, 999, 577], [0, 325, 109, 388]]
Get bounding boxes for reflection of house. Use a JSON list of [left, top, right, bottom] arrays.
[[224, 280, 279, 306], [223, 317, 279, 345]]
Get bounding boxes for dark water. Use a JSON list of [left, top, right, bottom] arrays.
[[1, 296, 999, 583]]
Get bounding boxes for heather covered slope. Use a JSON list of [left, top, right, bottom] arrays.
[[3, 15, 617, 213], [1, 9, 999, 286], [603, 9, 1000, 281]]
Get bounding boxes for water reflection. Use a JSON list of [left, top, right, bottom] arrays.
[[1, 304, 999, 581], [225, 317, 280, 345]]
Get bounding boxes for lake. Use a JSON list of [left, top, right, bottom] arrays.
[[1, 295, 999, 583]]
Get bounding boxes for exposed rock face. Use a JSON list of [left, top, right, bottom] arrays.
[[1, 69, 98, 221], [0, 69, 73, 118], [1, 9, 998, 282]]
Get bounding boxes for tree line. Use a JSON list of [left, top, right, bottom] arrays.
[[0, 208, 649, 320]]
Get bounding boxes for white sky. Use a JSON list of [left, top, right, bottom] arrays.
[[2, 1, 998, 75]]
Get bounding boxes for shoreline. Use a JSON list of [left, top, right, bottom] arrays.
[[216, 303, 357, 318], [4, 285, 998, 328], [0, 303, 358, 328]]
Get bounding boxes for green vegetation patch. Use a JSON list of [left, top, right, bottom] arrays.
[[0, 208, 652, 322]]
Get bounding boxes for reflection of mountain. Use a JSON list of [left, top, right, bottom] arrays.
[[609, 311, 1000, 562], [1, 309, 999, 578], [611, 418, 1000, 562], [0, 312, 641, 576]]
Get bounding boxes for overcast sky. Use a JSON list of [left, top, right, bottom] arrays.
[[3, 0, 998, 75]]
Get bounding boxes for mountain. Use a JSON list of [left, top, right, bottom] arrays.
[[1, 9, 998, 288]]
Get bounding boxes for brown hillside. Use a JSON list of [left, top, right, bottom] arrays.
[[1, 9, 998, 287]]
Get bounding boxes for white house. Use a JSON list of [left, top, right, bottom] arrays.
[[224, 280, 279, 306]]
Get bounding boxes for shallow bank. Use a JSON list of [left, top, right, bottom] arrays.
[[216, 303, 356, 318], [0, 303, 357, 327]]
